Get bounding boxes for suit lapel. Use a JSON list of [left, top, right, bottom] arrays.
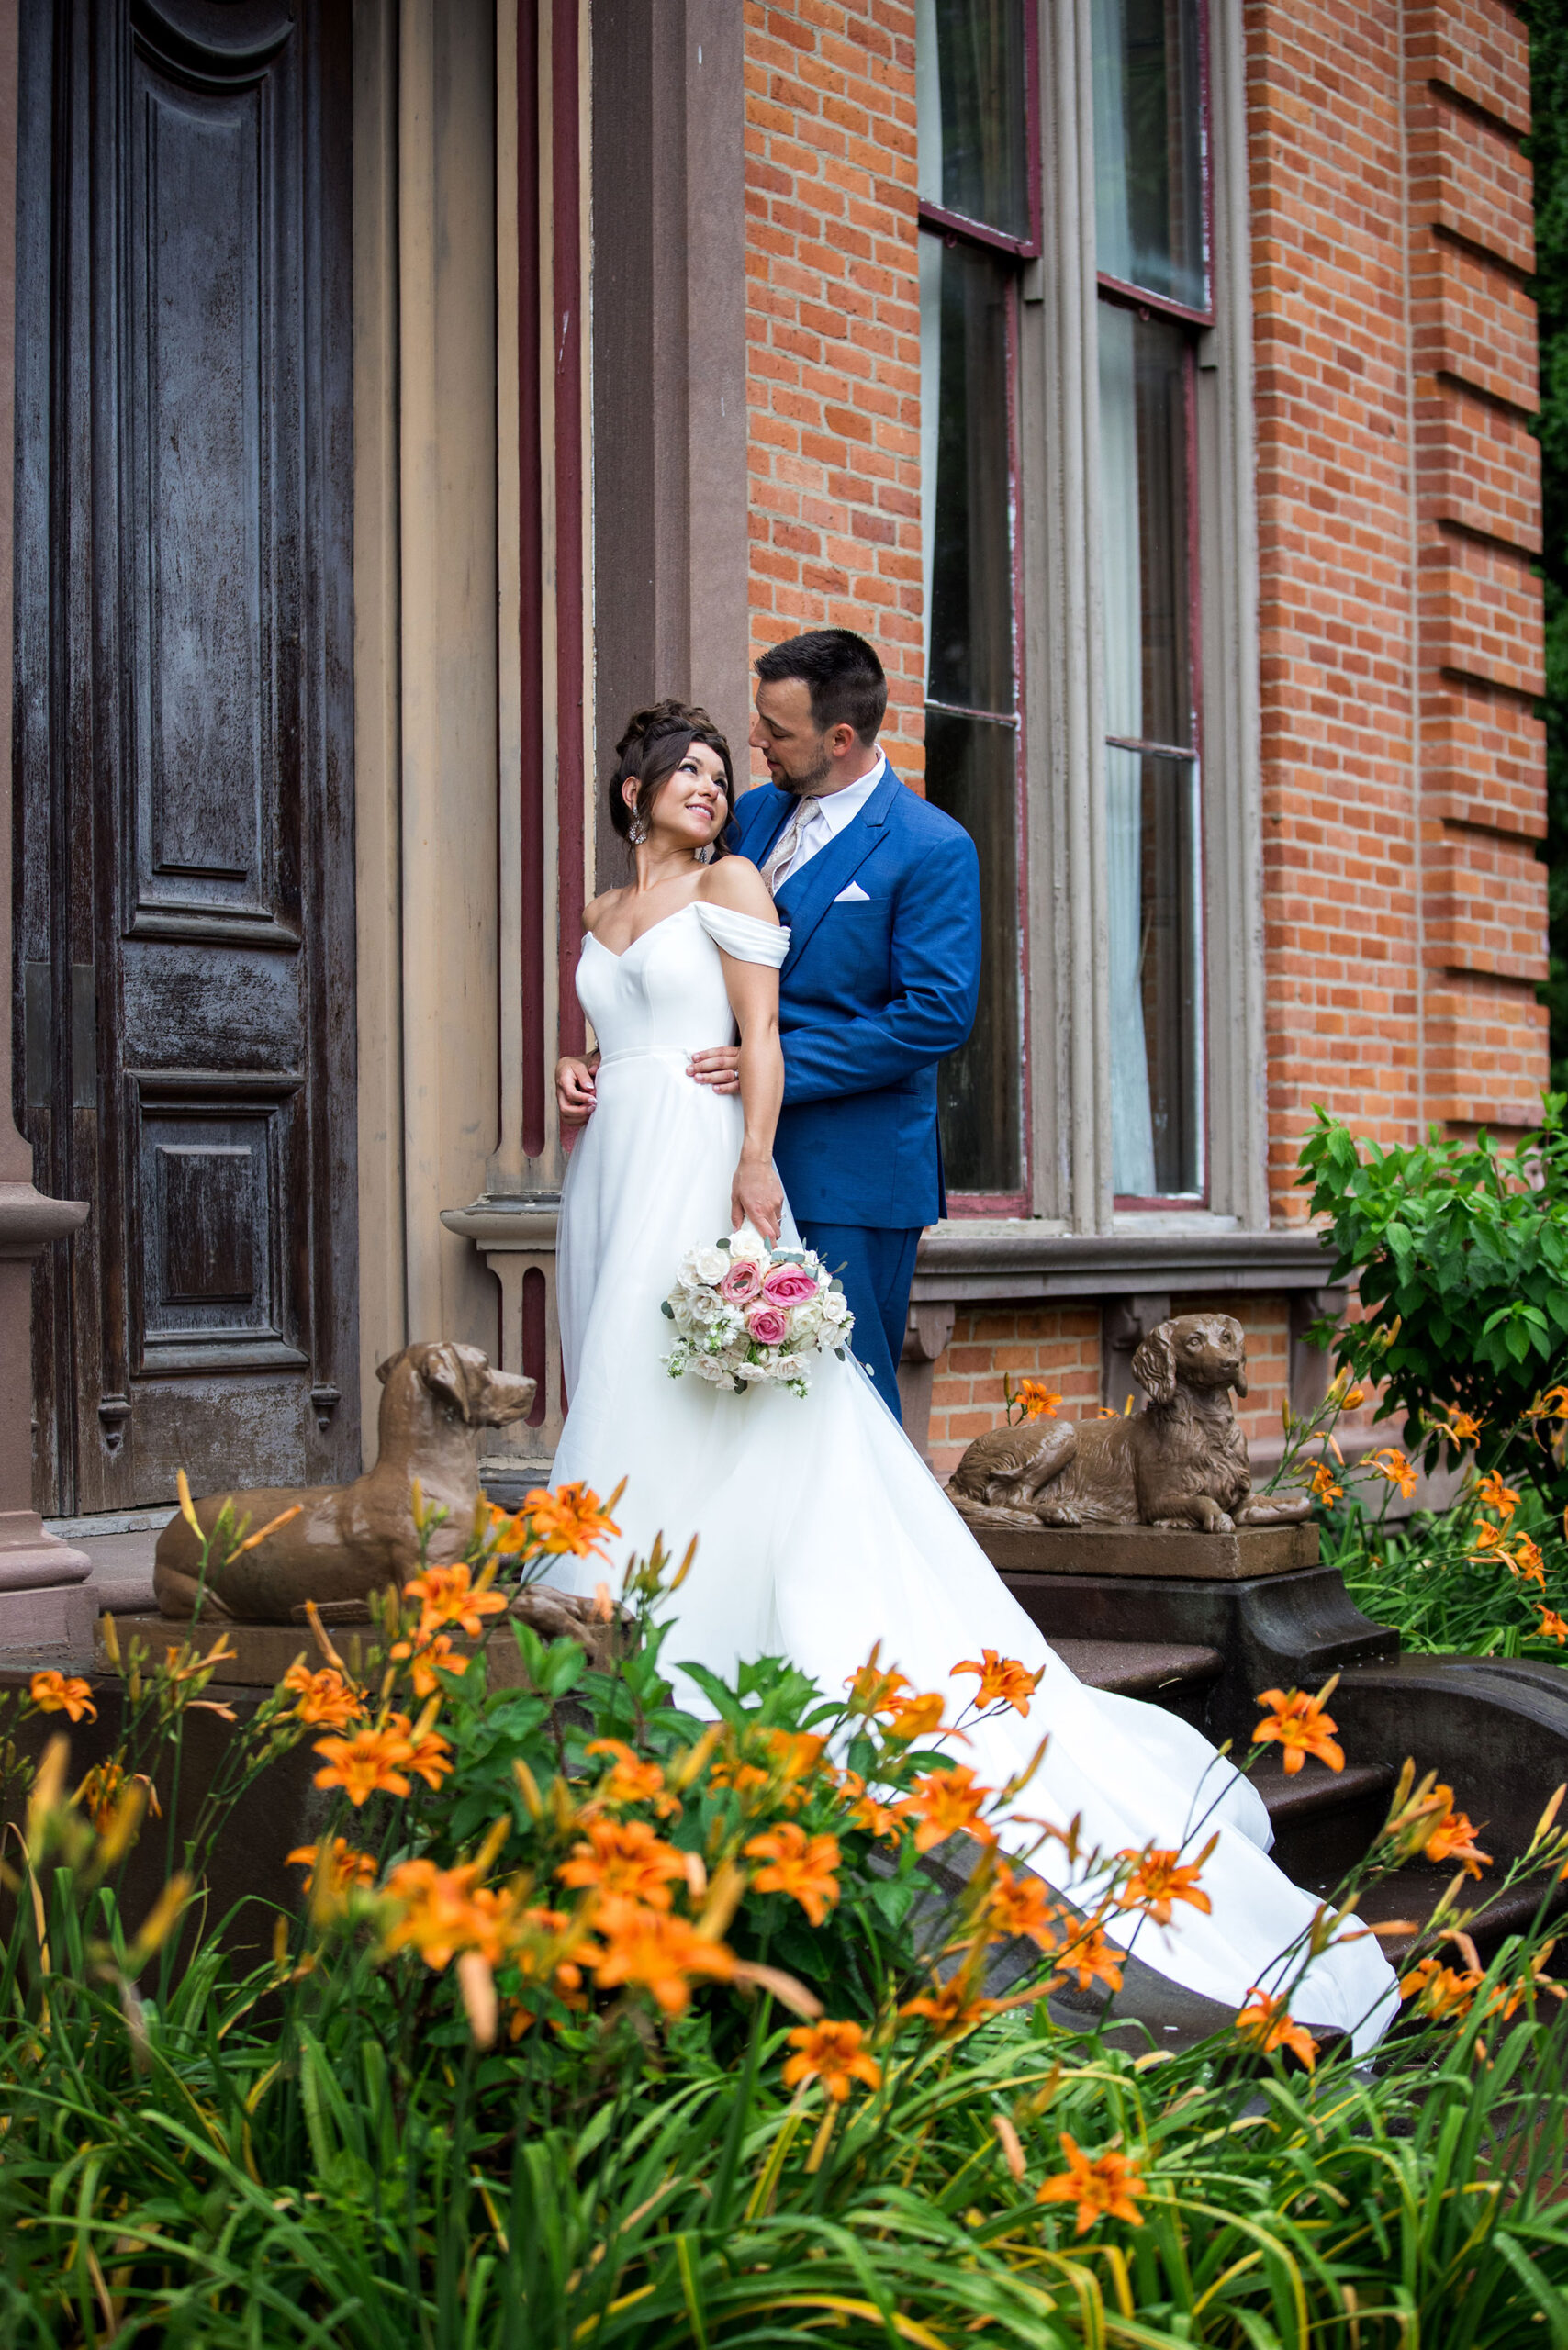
[[731, 785, 794, 868], [776, 765, 902, 974]]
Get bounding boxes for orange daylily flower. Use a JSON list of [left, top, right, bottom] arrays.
[[744, 1821, 842, 1925], [1475, 1470, 1520, 1523], [280, 1663, 366, 1729], [518, 1481, 622, 1559], [379, 1858, 515, 1970], [1011, 1380, 1061, 1421], [585, 1737, 680, 1818], [881, 1690, 951, 1745], [1531, 1387, 1568, 1423], [557, 1817, 690, 1910], [1470, 1518, 1510, 1557], [1433, 1405, 1484, 1444], [402, 1561, 508, 1640], [782, 2018, 882, 2102], [383, 1710, 454, 1791], [387, 1630, 472, 1698], [28, 1670, 96, 1723], [837, 1770, 902, 1840], [313, 1722, 416, 1805], [1036, 2135, 1146, 2233], [1235, 1986, 1318, 2070], [1510, 1533, 1548, 1588], [286, 1838, 378, 1899], [1420, 1787, 1491, 1877], [1305, 1460, 1343, 1506], [590, 1899, 734, 2013], [1114, 1842, 1214, 1929], [1399, 1954, 1483, 2021], [75, 1759, 159, 1833], [844, 1647, 913, 1718], [1540, 1608, 1568, 1645], [985, 1860, 1062, 1948], [1484, 1946, 1567, 2023], [1253, 1681, 1345, 1775], [1052, 1922, 1124, 1996], [953, 1650, 1045, 1718], [900, 1976, 999, 2038], [1365, 1447, 1417, 1499], [897, 1763, 997, 1852]]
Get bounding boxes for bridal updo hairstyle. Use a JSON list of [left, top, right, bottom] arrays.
[[609, 699, 734, 847]]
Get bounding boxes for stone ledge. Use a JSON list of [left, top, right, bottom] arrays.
[[969, 1522, 1320, 1582], [911, 1222, 1343, 1305]]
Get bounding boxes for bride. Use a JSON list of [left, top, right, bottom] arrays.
[[547, 699, 1396, 2051]]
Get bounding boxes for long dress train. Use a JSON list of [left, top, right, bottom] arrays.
[[546, 899, 1396, 2049]]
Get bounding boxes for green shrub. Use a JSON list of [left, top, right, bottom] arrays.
[[3, 1487, 1568, 2345], [1298, 1096, 1568, 1498]]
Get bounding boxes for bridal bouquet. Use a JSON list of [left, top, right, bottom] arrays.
[[660, 1232, 854, 1398]]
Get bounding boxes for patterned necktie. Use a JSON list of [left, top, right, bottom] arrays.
[[763, 799, 827, 895]]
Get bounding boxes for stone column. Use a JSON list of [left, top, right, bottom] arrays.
[[0, 0, 93, 1650]]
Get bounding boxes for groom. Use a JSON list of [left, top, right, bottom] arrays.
[[689, 629, 981, 1422]]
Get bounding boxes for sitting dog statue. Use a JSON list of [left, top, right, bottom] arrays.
[[153, 1340, 539, 1622], [947, 1313, 1311, 1533]]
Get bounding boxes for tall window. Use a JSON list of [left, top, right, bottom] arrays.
[[1094, 0, 1209, 1200], [917, 0, 1032, 1204]]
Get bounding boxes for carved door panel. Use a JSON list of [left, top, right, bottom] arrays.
[[15, 0, 358, 1514]]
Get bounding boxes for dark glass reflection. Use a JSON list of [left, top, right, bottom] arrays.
[[1137, 753, 1202, 1194], [924, 711, 1023, 1194], [918, 0, 1030, 241], [1093, 0, 1205, 310], [926, 237, 1014, 717], [1101, 304, 1203, 1196]]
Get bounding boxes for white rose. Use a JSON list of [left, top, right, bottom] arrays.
[[820, 1290, 848, 1325], [689, 1243, 729, 1285], [728, 1230, 770, 1269], [689, 1288, 726, 1326]]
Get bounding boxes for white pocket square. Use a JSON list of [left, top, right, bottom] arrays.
[[834, 881, 870, 902]]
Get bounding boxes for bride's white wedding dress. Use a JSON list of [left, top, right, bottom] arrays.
[[547, 900, 1396, 2049]]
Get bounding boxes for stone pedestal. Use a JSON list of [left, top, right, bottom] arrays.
[[98, 1611, 539, 1693], [969, 1519, 1396, 1745], [0, 1190, 93, 1654], [968, 1520, 1320, 1582]]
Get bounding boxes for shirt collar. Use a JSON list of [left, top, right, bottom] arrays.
[[812, 748, 885, 836]]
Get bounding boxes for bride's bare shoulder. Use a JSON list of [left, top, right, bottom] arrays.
[[698, 856, 779, 925], [581, 887, 623, 936]]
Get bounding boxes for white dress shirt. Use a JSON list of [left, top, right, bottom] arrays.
[[762, 749, 886, 894]]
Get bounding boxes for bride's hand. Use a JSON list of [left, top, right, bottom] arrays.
[[556, 1056, 599, 1125], [732, 1152, 782, 1245]]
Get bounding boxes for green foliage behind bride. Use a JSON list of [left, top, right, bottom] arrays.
[[5, 1488, 1568, 2344]]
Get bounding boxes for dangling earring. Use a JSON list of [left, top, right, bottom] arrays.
[[629, 817, 647, 846]]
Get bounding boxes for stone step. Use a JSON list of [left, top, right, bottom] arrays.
[[1256, 1758, 1398, 1894], [1049, 1636, 1223, 1729]]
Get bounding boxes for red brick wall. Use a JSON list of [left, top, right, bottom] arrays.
[[1247, 0, 1545, 1217], [742, 0, 925, 787]]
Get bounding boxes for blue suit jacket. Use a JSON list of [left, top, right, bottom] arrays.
[[727, 764, 981, 1227]]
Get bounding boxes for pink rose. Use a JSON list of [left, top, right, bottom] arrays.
[[721, 1259, 764, 1304], [745, 1304, 789, 1346], [762, 1265, 818, 1305]]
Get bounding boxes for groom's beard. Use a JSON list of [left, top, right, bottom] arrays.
[[781, 742, 834, 796]]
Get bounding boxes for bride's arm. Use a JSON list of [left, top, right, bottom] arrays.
[[703, 860, 785, 1243]]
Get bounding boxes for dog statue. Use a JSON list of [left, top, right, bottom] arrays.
[[153, 1340, 539, 1622], [947, 1313, 1311, 1534]]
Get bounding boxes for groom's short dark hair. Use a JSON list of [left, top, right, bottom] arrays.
[[756, 628, 887, 745]]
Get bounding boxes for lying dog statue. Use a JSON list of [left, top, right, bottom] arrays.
[[154, 1340, 538, 1621], [947, 1313, 1311, 1533]]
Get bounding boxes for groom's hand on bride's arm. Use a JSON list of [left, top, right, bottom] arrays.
[[556, 1054, 600, 1124], [687, 1046, 741, 1095]]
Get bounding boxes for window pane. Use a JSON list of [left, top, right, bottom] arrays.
[[916, 0, 1030, 241], [921, 234, 1014, 717], [924, 711, 1022, 1195], [1101, 302, 1203, 1196], [1093, 0, 1205, 310]]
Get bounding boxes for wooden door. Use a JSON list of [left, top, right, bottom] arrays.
[[14, 0, 359, 1515]]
